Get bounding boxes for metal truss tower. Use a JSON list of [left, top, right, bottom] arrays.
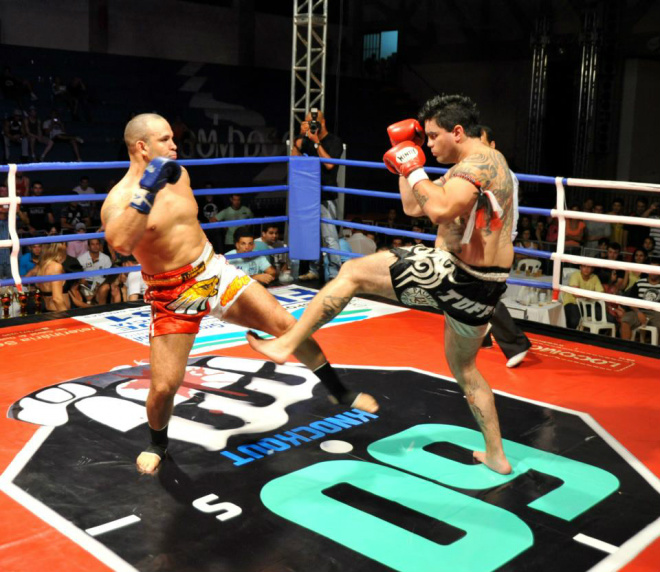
[[289, 0, 328, 145], [525, 14, 550, 179]]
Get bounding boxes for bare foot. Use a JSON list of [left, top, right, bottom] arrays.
[[352, 392, 380, 413], [473, 450, 512, 475], [136, 451, 163, 474], [246, 330, 291, 365]]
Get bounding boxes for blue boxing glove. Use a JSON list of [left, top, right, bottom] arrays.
[[130, 157, 182, 214]]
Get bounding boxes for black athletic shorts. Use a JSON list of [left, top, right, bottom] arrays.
[[389, 245, 509, 331]]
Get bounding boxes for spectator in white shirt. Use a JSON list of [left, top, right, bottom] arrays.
[[77, 238, 112, 304]]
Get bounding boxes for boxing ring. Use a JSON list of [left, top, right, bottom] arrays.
[[0, 156, 659, 572]]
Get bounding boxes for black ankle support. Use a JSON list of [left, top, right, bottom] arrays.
[[314, 363, 356, 405], [148, 425, 169, 458]]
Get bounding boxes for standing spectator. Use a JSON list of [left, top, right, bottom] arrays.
[[623, 198, 651, 251], [347, 219, 377, 255], [50, 76, 71, 112], [615, 259, 660, 340], [77, 238, 112, 304], [647, 201, 660, 259], [291, 109, 343, 281], [66, 222, 90, 258], [24, 106, 53, 161], [60, 201, 92, 231], [3, 109, 29, 162], [584, 203, 612, 255], [19, 243, 42, 276], [68, 77, 90, 121], [41, 110, 83, 162], [562, 265, 604, 329], [1, 67, 37, 105], [72, 176, 96, 207], [225, 227, 277, 286], [564, 205, 586, 252], [197, 182, 223, 251], [214, 194, 253, 252], [22, 181, 55, 235], [608, 198, 625, 246]]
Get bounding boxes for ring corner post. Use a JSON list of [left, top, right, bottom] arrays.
[[288, 156, 321, 260]]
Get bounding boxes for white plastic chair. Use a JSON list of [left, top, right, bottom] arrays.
[[516, 258, 542, 274], [632, 325, 659, 345], [562, 267, 578, 284], [576, 299, 616, 336]]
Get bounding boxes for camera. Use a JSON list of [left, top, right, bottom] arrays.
[[308, 108, 320, 134]]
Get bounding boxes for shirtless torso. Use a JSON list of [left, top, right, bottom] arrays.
[[432, 146, 515, 269], [102, 167, 207, 275]]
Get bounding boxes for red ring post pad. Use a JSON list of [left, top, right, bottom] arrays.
[[288, 156, 321, 260]]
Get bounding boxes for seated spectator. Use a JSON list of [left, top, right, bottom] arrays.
[[381, 208, 401, 229], [615, 259, 660, 340], [598, 242, 625, 292], [534, 219, 546, 245], [77, 238, 112, 305], [597, 238, 610, 258], [517, 215, 532, 236], [347, 219, 377, 255], [24, 106, 53, 161], [66, 222, 90, 258], [623, 249, 649, 290], [225, 227, 277, 286], [514, 228, 539, 261], [562, 264, 604, 329], [14, 171, 30, 197], [124, 257, 146, 301], [60, 201, 92, 231], [643, 236, 655, 256], [254, 223, 288, 273], [19, 243, 42, 276], [584, 203, 611, 254], [324, 233, 352, 278], [41, 110, 83, 162], [3, 109, 29, 163], [390, 236, 404, 249], [34, 242, 70, 312]]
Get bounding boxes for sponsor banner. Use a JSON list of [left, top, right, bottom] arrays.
[[0, 323, 95, 349], [74, 285, 407, 354], [529, 337, 636, 372]]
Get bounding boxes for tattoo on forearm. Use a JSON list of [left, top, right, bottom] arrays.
[[312, 296, 351, 332], [412, 187, 428, 208]]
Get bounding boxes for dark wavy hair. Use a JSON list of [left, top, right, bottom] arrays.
[[417, 94, 482, 138]]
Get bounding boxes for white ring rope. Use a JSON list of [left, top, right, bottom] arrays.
[[565, 177, 660, 193], [6, 164, 23, 292], [551, 176, 567, 299]]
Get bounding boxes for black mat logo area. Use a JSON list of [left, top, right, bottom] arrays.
[[4, 356, 660, 572]]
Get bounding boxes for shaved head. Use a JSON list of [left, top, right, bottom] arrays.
[[124, 113, 168, 152]]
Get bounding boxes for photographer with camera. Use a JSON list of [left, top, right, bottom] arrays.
[[292, 108, 344, 281]]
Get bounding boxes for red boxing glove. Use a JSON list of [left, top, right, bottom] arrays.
[[387, 119, 425, 147], [383, 142, 429, 187]]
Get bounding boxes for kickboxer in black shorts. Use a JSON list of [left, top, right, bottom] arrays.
[[248, 95, 515, 475]]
